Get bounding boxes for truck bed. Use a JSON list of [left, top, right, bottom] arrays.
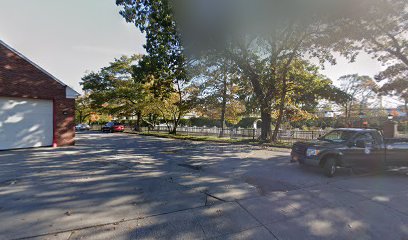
[[384, 138, 408, 144], [384, 138, 408, 166]]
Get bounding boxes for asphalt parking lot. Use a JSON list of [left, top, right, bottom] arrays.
[[0, 133, 407, 240]]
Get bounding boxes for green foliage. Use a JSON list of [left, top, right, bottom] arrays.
[[81, 55, 147, 118], [280, 60, 348, 114], [75, 95, 93, 124], [117, 0, 187, 94], [172, 1, 352, 140], [336, 0, 407, 105], [337, 74, 379, 125], [190, 57, 246, 125], [116, 0, 192, 134], [107, 0, 406, 135]]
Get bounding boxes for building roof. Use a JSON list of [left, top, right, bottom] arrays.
[[0, 39, 80, 97]]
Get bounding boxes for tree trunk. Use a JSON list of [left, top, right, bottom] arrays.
[[344, 103, 349, 127], [272, 103, 285, 142], [345, 104, 352, 127], [169, 79, 183, 135], [260, 102, 272, 141], [170, 117, 179, 135], [272, 78, 288, 142], [219, 69, 228, 138], [79, 111, 83, 123], [134, 111, 142, 132]]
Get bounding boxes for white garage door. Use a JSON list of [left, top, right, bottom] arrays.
[[0, 97, 53, 150]]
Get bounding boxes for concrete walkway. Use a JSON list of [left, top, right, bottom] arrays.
[[0, 133, 407, 239]]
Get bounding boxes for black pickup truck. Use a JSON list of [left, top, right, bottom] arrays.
[[291, 128, 408, 177]]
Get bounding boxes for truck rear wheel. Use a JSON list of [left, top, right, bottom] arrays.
[[324, 158, 336, 178]]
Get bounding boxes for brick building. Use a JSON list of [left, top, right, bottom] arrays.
[[0, 40, 78, 150]]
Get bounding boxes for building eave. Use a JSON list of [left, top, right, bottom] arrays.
[[0, 39, 80, 97]]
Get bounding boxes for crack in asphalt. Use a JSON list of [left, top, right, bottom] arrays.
[[9, 147, 249, 240], [10, 136, 403, 240], [235, 201, 279, 240], [178, 163, 203, 171], [11, 204, 219, 240]]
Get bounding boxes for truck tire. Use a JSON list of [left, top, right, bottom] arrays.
[[324, 158, 337, 178]]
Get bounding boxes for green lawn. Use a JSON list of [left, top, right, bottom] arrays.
[[128, 131, 292, 149]]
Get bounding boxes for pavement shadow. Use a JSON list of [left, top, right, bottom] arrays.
[[0, 133, 407, 239]]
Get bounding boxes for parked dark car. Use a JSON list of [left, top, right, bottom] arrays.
[[102, 122, 125, 133], [291, 128, 408, 177]]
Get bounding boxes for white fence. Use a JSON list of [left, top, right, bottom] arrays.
[[90, 124, 328, 142], [145, 126, 327, 143]]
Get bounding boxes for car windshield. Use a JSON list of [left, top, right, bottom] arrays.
[[105, 122, 114, 127], [320, 130, 355, 143]]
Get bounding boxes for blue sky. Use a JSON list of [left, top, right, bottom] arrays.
[[0, 1, 401, 106]]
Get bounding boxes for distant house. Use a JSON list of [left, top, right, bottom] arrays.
[[0, 40, 79, 150], [182, 112, 199, 120]]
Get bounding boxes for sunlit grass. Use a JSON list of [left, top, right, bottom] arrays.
[[133, 131, 292, 149]]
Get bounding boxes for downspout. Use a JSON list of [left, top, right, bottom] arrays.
[[52, 98, 58, 147]]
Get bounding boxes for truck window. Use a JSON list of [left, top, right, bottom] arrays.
[[354, 133, 375, 145], [321, 130, 354, 143]]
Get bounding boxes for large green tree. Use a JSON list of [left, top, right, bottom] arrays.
[[337, 74, 379, 126], [116, 1, 382, 141], [117, 0, 189, 134], [173, 1, 353, 141], [81, 55, 148, 129], [270, 60, 349, 134], [75, 95, 93, 124], [338, 0, 407, 111], [191, 57, 245, 137]]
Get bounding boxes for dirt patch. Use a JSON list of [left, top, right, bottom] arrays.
[[178, 164, 203, 171], [245, 176, 298, 195], [161, 150, 180, 154], [0, 179, 19, 186]]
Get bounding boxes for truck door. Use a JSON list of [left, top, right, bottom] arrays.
[[347, 133, 384, 169], [341, 133, 365, 167]]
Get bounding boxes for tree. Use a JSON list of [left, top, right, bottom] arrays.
[[81, 55, 148, 129], [191, 57, 245, 136], [116, 1, 368, 140], [337, 0, 407, 112], [75, 95, 93, 124], [337, 74, 379, 126], [117, 0, 190, 134], [380, 78, 408, 114], [172, 1, 352, 141], [271, 60, 348, 135]]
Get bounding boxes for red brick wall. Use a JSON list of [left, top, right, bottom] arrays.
[[0, 43, 75, 146], [55, 98, 76, 146]]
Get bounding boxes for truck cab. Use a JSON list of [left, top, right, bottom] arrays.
[[291, 128, 408, 177]]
